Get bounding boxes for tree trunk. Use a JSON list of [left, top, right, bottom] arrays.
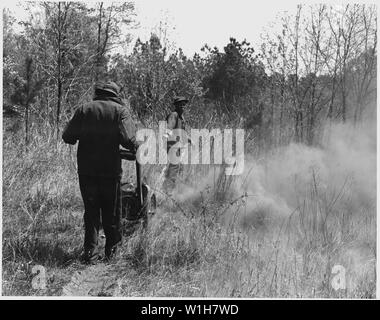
[[95, 2, 103, 83], [56, 2, 62, 141], [25, 104, 30, 146], [25, 57, 33, 146]]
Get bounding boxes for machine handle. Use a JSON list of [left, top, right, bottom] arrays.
[[120, 148, 143, 207], [136, 160, 144, 207], [120, 148, 136, 161]]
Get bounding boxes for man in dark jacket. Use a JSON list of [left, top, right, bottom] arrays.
[[163, 96, 191, 194], [62, 81, 139, 263]]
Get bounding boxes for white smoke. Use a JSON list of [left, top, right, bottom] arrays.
[[237, 121, 376, 217]]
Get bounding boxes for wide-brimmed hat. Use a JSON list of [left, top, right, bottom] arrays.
[[173, 96, 189, 105], [95, 81, 121, 96]]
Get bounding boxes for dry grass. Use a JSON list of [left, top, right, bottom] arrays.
[[2, 124, 376, 298]]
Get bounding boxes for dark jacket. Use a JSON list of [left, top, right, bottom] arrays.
[[62, 94, 138, 177]]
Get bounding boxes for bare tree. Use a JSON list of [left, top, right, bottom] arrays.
[[350, 5, 377, 123], [93, 1, 136, 82]]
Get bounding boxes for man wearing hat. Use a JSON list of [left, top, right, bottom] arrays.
[[163, 96, 191, 194], [62, 81, 139, 263]]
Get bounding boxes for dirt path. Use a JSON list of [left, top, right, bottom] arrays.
[[62, 261, 133, 296], [61, 209, 160, 297], [61, 232, 132, 297]]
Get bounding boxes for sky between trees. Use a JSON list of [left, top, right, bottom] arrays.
[[5, 0, 298, 56]]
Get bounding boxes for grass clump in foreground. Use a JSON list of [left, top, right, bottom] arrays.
[[2, 130, 376, 298]]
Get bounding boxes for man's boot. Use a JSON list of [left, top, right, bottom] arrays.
[[82, 247, 101, 265], [104, 245, 118, 262]]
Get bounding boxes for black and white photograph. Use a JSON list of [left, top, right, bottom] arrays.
[[1, 0, 377, 300]]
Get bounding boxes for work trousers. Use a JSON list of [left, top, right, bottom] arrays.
[[163, 144, 184, 194], [79, 175, 122, 251]]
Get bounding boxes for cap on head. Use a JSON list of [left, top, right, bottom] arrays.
[[173, 96, 189, 106], [95, 81, 121, 97]]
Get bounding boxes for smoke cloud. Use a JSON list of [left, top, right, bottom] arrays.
[[237, 121, 376, 219], [175, 120, 376, 225]]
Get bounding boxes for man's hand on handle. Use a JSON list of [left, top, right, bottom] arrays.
[[120, 148, 136, 161]]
